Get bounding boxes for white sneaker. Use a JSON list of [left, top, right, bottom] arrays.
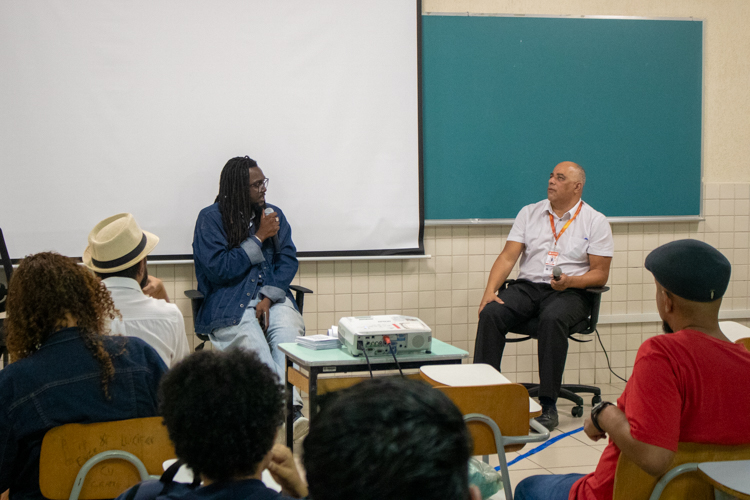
[[293, 416, 309, 443]]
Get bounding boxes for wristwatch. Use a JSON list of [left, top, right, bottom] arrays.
[[590, 401, 614, 433]]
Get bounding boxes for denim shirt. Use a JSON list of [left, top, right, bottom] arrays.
[[192, 203, 299, 334], [0, 327, 167, 500]]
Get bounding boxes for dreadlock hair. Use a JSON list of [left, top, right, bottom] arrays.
[[5, 252, 122, 398], [215, 156, 260, 248]]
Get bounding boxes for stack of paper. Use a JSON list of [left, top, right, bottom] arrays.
[[296, 334, 342, 350]]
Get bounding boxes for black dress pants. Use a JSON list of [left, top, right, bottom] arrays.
[[473, 280, 591, 403]]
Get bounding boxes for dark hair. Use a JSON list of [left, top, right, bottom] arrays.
[[158, 349, 284, 482], [303, 378, 473, 500], [5, 252, 120, 397], [215, 156, 259, 248]]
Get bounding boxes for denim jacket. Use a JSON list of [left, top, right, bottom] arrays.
[[192, 203, 299, 334], [0, 328, 167, 500]]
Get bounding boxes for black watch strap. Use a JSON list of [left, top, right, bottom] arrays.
[[591, 401, 614, 433]]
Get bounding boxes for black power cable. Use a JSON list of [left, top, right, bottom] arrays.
[[594, 328, 628, 383], [384, 337, 404, 377]]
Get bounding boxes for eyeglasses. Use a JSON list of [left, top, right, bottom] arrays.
[[250, 178, 269, 192]]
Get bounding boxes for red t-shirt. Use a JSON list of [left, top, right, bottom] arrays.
[[570, 329, 750, 500]]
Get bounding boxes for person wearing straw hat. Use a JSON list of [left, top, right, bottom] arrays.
[[84, 213, 190, 368]]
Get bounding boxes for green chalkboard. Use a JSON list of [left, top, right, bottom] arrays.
[[422, 15, 703, 220]]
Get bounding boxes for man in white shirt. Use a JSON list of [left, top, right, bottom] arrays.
[[474, 162, 614, 430], [84, 213, 190, 368]]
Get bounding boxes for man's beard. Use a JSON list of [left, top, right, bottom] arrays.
[[662, 320, 674, 334]]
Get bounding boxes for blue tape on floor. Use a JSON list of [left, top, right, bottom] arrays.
[[499, 426, 584, 469]]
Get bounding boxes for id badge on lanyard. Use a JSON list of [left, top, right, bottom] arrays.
[[545, 202, 583, 278], [544, 251, 559, 276]]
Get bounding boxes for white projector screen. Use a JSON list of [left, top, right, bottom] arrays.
[[0, 0, 422, 259]]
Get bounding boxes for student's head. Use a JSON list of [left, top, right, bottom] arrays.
[[159, 349, 283, 482], [215, 155, 266, 248], [645, 239, 731, 333], [547, 161, 585, 207], [83, 213, 159, 288], [303, 377, 475, 500], [5, 251, 119, 394]]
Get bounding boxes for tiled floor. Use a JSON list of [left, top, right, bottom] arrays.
[[292, 382, 626, 500]]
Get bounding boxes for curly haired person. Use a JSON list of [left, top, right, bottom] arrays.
[[0, 252, 167, 500], [117, 349, 307, 500]]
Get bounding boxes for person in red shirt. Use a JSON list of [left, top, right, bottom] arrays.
[[515, 239, 750, 500]]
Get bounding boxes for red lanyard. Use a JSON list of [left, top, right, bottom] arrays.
[[549, 201, 583, 246]]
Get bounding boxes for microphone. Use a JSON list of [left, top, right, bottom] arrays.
[[552, 266, 562, 281], [264, 206, 280, 254]]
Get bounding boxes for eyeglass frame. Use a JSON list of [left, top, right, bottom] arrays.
[[250, 178, 269, 192]]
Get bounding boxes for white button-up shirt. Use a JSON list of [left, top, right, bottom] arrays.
[[104, 277, 190, 367], [507, 199, 614, 284]]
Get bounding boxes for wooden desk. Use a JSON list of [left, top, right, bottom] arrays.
[[279, 339, 468, 446], [697, 460, 750, 500], [419, 363, 542, 417], [719, 321, 750, 343]]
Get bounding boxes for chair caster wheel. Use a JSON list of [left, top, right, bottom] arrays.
[[572, 406, 584, 418], [592, 395, 602, 405]]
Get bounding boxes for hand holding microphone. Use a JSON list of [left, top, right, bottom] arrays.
[[260, 206, 281, 254], [551, 265, 568, 291], [552, 266, 562, 281]]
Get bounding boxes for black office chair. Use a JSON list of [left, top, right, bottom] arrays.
[[502, 279, 609, 417], [185, 285, 313, 351], [1, 228, 14, 366]]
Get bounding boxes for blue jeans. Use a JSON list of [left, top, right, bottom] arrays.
[[210, 297, 304, 406], [514, 473, 585, 500]]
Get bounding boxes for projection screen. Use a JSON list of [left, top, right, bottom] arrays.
[[0, 0, 422, 259]]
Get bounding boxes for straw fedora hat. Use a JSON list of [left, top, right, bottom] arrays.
[[83, 213, 159, 273]]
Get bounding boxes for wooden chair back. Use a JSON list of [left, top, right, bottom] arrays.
[[736, 337, 750, 351], [39, 417, 176, 500], [436, 384, 531, 453], [612, 442, 750, 500]]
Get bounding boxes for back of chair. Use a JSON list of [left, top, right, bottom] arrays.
[[736, 337, 750, 352], [437, 384, 531, 454], [39, 417, 176, 500], [612, 442, 750, 500]]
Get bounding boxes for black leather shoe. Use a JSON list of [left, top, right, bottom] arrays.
[[535, 406, 559, 431]]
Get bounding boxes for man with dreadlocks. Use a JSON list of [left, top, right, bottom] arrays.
[[192, 156, 307, 440]]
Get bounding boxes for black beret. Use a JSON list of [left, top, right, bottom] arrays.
[[645, 239, 731, 302]]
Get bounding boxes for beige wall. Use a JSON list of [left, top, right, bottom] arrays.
[[156, 0, 750, 388]]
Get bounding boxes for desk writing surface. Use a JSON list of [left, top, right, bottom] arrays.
[[279, 339, 468, 367], [420, 364, 542, 413], [698, 460, 750, 496], [719, 321, 750, 343]]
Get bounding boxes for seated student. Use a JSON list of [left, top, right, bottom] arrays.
[[0, 252, 167, 500], [84, 213, 190, 368], [117, 349, 307, 500], [303, 377, 481, 500], [515, 239, 750, 500]]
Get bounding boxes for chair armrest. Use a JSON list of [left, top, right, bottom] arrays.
[[289, 285, 313, 314], [585, 286, 610, 294], [184, 290, 204, 322], [184, 290, 204, 300], [647, 463, 700, 500], [502, 418, 551, 447]]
